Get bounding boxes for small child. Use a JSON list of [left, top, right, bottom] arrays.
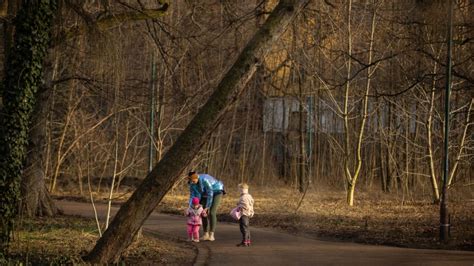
[[236, 183, 254, 247], [185, 197, 207, 242]]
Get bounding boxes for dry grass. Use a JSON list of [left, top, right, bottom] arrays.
[[160, 184, 474, 251], [44, 182, 473, 258], [5, 215, 195, 265]]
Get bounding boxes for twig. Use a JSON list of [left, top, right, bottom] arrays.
[[295, 181, 311, 214]]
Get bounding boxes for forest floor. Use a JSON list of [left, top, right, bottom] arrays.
[[59, 183, 474, 251], [55, 200, 474, 266], [60, 183, 474, 251], [6, 184, 472, 264], [5, 215, 195, 264], [156, 184, 474, 251]]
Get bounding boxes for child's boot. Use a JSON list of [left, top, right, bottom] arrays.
[[201, 232, 210, 241], [209, 232, 215, 241]]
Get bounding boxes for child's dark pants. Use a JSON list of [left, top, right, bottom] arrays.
[[239, 215, 250, 243]]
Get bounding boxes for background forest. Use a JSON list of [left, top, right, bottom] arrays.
[[2, 0, 470, 202], [0, 0, 473, 263]]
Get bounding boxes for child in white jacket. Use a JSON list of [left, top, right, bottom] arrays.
[[236, 183, 254, 247]]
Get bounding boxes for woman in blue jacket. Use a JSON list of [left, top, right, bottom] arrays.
[[188, 171, 225, 241]]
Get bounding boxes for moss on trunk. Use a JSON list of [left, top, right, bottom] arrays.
[[0, 0, 56, 255]]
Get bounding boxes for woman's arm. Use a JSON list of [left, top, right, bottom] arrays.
[[200, 206, 208, 217], [189, 185, 200, 206], [201, 178, 214, 208]]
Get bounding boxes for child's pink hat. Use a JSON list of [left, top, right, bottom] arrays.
[[192, 197, 200, 205]]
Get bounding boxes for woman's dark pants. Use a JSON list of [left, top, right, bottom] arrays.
[[200, 193, 222, 233]]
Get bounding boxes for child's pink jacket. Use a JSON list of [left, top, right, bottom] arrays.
[[185, 205, 207, 225]]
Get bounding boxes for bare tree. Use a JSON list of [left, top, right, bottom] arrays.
[[84, 0, 309, 262], [16, 0, 170, 217]]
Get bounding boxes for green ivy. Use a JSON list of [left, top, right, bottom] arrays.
[[0, 0, 57, 256]]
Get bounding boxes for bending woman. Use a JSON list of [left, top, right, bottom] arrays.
[[188, 171, 225, 241]]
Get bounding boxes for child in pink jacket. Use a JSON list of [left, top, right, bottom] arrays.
[[185, 197, 207, 242]]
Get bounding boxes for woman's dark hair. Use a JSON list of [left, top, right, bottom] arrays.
[[188, 171, 196, 177]]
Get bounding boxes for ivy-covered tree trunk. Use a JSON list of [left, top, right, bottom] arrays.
[[0, 0, 56, 255], [84, 0, 309, 263]]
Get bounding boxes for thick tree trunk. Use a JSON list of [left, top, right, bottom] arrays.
[[20, 167, 58, 217], [0, 0, 56, 253], [20, 90, 59, 217], [84, 0, 309, 263]]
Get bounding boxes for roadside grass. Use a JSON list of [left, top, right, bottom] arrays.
[[5, 215, 195, 265], [159, 184, 474, 251]]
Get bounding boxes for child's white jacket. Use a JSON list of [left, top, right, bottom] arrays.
[[238, 193, 254, 218]]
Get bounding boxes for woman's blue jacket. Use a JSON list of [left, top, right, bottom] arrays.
[[189, 174, 224, 208]]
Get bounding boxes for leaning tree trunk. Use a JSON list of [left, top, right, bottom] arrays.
[[84, 0, 309, 263], [0, 0, 56, 254]]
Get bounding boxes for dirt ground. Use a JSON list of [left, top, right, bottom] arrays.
[[157, 185, 474, 251], [56, 200, 474, 266], [5, 215, 195, 265], [7, 183, 471, 265], [46, 183, 473, 260]]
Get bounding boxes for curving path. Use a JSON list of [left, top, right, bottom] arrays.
[[56, 200, 474, 266]]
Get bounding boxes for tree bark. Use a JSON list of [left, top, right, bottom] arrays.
[[427, 61, 441, 202], [1, 1, 20, 55], [0, 0, 56, 253], [84, 0, 308, 263], [20, 89, 59, 217]]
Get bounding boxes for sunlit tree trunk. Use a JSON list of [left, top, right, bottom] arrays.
[[426, 61, 441, 203], [342, 0, 353, 202], [346, 1, 377, 206], [448, 99, 473, 186]]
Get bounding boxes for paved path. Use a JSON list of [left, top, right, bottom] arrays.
[[56, 200, 474, 265]]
